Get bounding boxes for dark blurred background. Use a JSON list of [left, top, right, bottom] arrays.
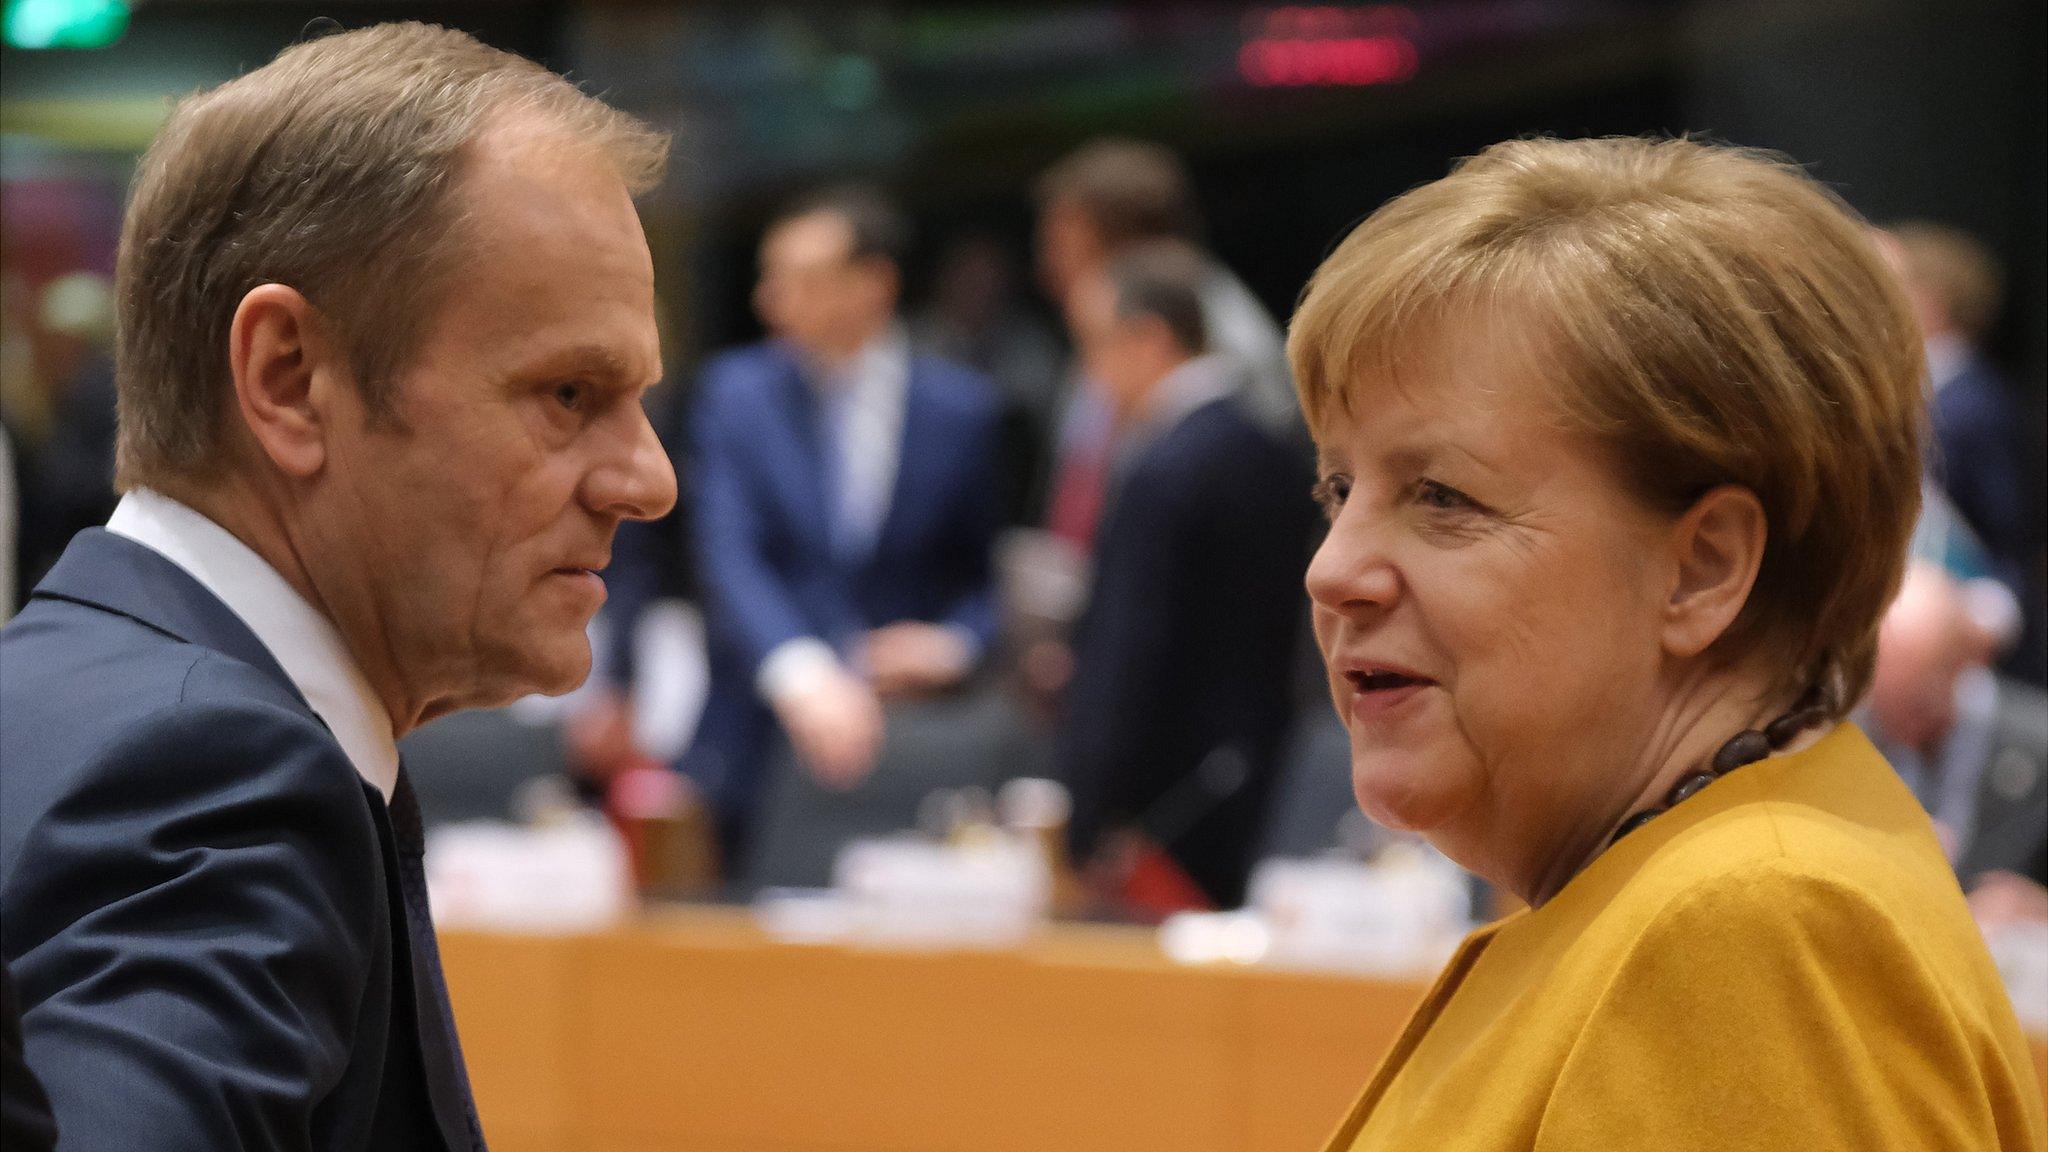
[[7, 1, 2042, 453], [5, 0, 2043, 889]]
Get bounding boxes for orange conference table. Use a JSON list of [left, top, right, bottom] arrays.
[[441, 906, 2048, 1152]]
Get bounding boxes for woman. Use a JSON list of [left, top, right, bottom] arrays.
[[1292, 136, 2043, 1151]]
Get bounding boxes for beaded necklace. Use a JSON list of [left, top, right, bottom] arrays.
[[1605, 685, 1835, 849]]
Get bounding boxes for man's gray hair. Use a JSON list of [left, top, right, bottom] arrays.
[[114, 20, 669, 490]]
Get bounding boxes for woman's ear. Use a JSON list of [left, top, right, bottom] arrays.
[[1662, 484, 1768, 660], [227, 283, 335, 479]]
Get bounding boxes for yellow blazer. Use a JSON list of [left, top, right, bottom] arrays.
[[1322, 722, 2045, 1151]]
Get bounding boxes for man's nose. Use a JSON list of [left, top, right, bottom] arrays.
[[590, 407, 678, 523]]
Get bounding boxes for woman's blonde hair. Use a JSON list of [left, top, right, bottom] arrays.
[[1289, 136, 1926, 713]]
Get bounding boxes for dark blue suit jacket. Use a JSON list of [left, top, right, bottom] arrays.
[[0, 530, 474, 1151], [1932, 355, 2040, 594], [1059, 396, 1315, 907], [683, 340, 1002, 822]]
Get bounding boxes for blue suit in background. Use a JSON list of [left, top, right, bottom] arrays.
[[1932, 353, 2048, 684], [1933, 354, 2040, 597], [0, 530, 479, 1151], [684, 340, 1003, 837]]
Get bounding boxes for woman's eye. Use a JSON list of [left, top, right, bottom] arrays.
[[1416, 479, 1477, 512], [1311, 475, 1352, 519]]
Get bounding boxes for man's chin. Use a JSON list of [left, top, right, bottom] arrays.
[[479, 638, 593, 703]]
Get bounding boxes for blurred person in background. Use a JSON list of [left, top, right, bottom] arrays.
[[1864, 554, 2048, 925], [1058, 241, 1312, 909], [0, 23, 675, 1150], [1296, 136, 2039, 1150], [2, 273, 120, 607], [910, 231, 1062, 526], [0, 422, 13, 624], [1884, 220, 2046, 684], [1034, 138, 1295, 553], [679, 185, 1004, 858]]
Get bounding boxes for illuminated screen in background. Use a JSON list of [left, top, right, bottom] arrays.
[[1238, 6, 1421, 88]]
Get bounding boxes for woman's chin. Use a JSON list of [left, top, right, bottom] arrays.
[[1350, 755, 1471, 834]]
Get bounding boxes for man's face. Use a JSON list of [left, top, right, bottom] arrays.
[[753, 210, 893, 361], [1065, 273, 1165, 421], [304, 125, 675, 724], [1868, 562, 1977, 752], [1035, 196, 1107, 305]]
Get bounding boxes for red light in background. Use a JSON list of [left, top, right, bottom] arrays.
[[1249, 4, 1419, 41], [1239, 34, 1418, 88]]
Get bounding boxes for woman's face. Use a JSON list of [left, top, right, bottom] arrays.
[[1306, 325, 1681, 875]]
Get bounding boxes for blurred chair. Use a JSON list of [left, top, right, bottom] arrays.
[[741, 687, 1044, 891], [400, 706, 569, 828]]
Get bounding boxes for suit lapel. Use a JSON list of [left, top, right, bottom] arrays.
[[382, 768, 484, 1151], [29, 529, 306, 711], [770, 350, 838, 561], [35, 530, 480, 1147]]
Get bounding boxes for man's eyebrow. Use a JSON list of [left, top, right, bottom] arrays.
[[520, 343, 643, 384]]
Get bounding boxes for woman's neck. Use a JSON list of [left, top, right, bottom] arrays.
[[1519, 666, 1797, 909]]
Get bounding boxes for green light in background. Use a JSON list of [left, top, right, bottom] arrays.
[[3, 0, 129, 50], [822, 55, 880, 112]]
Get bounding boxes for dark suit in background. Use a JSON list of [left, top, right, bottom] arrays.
[[1060, 391, 1314, 907], [1931, 353, 2048, 684], [0, 531, 478, 1151], [686, 340, 1003, 838]]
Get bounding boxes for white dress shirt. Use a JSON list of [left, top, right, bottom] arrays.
[[107, 488, 399, 799], [756, 328, 915, 704], [817, 325, 910, 562]]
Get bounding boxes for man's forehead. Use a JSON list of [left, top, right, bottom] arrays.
[[763, 211, 854, 263]]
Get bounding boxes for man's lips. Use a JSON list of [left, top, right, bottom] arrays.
[[549, 564, 608, 593]]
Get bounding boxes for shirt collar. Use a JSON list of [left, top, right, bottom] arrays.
[[1140, 353, 1240, 430], [106, 488, 399, 798], [809, 325, 909, 397]]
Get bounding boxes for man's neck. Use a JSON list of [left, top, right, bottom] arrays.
[[805, 319, 895, 378], [160, 478, 428, 738]]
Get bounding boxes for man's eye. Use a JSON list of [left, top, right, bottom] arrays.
[[553, 382, 585, 411]]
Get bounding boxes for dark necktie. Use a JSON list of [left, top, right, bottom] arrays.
[[388, 767, 489, 1151]]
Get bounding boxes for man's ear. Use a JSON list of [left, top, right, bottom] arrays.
[[227, 283, 338, 479], [1662, 484, 1768, 660]]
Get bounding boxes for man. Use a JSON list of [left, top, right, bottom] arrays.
[[1865, 559, 2048, 913], [1057, 242, 1314, 908], [681, 187, 1003, 852], [0, 23, 676, 1150], [1885, 221, 2045, 683], [1034, 138, 1296, 550]]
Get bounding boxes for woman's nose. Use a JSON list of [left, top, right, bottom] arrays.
[[1305, 509, 1399, 615]]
